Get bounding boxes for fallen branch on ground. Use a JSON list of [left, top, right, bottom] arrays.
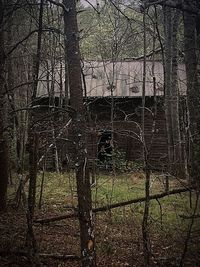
[[34, 187, 193, 224], [93, 187, 193, 212], [0, 250, 80, 261], [179, 214, 200, 219], [34, 212, 77, 224]]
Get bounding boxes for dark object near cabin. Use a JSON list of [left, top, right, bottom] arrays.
[[98, 130, 112, 162]]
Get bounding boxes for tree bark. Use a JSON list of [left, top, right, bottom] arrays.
[[163, 6, 173, 171], [27, 0, 43, 217], [163, 6, 183, 177], [183, 0, 200, 184], [171, 9, 185, 178], [141, 9, 151, 267], [26, 0, 44, 253], [0, 0, 9, 213], [63, 1, 95, 266]]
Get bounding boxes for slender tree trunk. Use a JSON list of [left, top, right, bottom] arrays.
[[27, 0, 43, 217], [0, 0, 9, 213], [141, 9, 151, 267], [63, 9, 69, 108], [183, 1, 200, 184], [171, 9, 185, 178], [63, 1, 95, 266], [26, 0, 43, 252], [163, 6, 173, 172], [5, 8, 21, 181]]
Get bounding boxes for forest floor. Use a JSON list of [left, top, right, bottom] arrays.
[[0, 171, 200, 266]]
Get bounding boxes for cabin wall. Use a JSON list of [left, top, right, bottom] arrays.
[[85, 97, 168, 169], [34, 96, 168, 171]]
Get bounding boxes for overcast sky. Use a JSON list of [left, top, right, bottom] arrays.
[[80, 1, 141, 8], [81, 0, 98, 7]]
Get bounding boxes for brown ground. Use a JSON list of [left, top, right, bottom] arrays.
[[0, 203, 200, 267]]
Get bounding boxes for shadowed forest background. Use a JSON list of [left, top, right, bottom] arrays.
[[0, 0, 200, 266]]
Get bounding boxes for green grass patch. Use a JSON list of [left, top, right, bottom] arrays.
[[7, 171, 200, 231]]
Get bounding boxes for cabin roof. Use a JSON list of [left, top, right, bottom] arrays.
[[37, 60, 187, 98]]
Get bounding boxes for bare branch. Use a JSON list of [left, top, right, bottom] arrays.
[[7, 29, 37, 56], [123, 48, 162, 63], [109, 0, 130, 21], [84, 0, 100, 14], [144, 0, 200, 15], [47, 0, 69, 12], [6, 27, 64, 56]]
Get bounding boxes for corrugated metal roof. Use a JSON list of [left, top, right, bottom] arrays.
[[37, 60, 187, 98]]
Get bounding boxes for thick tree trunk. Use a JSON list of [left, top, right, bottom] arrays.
[[163, 6, 183, 177], [63, 1, 95, 266], [0, 0, 9, 213], [183, 1, 200, 184]]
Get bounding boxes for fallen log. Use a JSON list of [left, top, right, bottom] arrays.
[[34, 187, 193, 224]]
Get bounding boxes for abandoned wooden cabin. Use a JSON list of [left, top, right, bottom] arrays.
[[35, 60, 187, 170]]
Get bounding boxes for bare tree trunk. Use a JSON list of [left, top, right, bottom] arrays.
[[141, 9, 151, 267], [0, 0, 9, 213], [5, 5, 22, 178], [63, 9, 69, 108], [171, 9, 185, 178], [183, 1, 200, 184], [28, 0, 43, 216], [26, 0, 43, 252], [163, 6, 173, 173], [63, 1, 95, 266], [163, 6, 183, 177]]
